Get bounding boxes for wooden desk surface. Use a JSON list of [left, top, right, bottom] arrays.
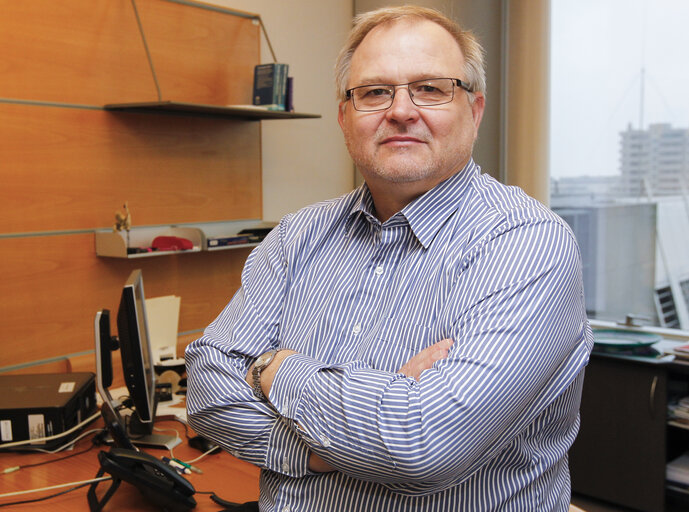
[[0, 417, 260, 511]]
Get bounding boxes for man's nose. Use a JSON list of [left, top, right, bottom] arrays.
[[385, 86, 419, 121]]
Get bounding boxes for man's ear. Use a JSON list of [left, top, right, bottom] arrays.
[[337, 101, 347, 132], [470, 92, 485, 131]]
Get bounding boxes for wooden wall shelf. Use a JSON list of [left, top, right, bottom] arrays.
[[95, 227, 204, 258], [95, 222, 275, 258], [104, 101, 321, 120]]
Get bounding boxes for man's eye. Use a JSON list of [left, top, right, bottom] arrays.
[[364, 88, 391, 97], [417, 85, 440, 93]]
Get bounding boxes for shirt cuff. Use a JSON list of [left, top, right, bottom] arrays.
[[264, 417, 311, 477], [269, 353, 325, 419]]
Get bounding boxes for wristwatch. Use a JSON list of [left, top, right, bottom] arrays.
[[252, 349, 279, 400]]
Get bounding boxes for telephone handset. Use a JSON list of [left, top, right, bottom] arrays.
[[87, 447, 196, 512]]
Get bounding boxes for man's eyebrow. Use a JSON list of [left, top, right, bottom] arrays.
[[352, 77, 391, 86], [352, 75, 447, 86]]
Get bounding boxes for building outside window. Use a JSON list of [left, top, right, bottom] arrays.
[[549, 0, 689, 329]]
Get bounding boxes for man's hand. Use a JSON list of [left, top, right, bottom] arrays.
[[246, 339, 451, 474], [308, 338, 454, 474], [398, 338, 453, 381]]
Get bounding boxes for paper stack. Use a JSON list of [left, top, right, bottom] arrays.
[[668, 396, 689, 427], [667, 452, 689, 488]]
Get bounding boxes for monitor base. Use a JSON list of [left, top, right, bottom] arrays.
[[103, 431, 181, 450], [130, 433, 182, 450]]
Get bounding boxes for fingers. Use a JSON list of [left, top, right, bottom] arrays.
[[398, 338, 454, 381], [431, 338, 453, 357]]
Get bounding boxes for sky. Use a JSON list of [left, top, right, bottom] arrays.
[[549, 0, 689, 178]]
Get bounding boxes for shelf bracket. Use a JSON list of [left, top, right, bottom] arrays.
[[131, 0, 163, 101]]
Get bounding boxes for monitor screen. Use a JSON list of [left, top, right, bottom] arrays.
[[117, 269, 156, 424]]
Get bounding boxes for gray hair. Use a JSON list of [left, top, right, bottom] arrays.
[[334, 5, 486, 103]]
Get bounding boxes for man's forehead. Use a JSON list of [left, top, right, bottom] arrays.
[[357, 17, 459, 51], [349, 18, 464, 83]]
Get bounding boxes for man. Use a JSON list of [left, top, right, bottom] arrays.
[[186, 6, 592, 511]]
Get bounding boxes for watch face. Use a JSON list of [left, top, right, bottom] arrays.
[[256, 350, 276, 369]]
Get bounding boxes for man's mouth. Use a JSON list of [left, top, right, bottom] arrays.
[[380, 135, 426, 146]]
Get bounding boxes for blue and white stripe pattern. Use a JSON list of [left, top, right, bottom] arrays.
[[185, 159, 593, 511]]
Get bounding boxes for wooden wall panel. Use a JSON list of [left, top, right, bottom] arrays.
[[0, 0, 157, 105], [0, 0, 265, 372], [0, 0, 259, 106], [0, 233, 252, 368], [138, 0, 260, 105], [0, 103, 262, 233]]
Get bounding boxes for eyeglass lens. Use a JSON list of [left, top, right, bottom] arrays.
[[351, 78, 455, 111]]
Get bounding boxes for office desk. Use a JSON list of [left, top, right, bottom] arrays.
[[0, 416, 260, 511], [569, 352, 689, 512]]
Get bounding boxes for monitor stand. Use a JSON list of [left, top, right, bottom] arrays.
[[126, 408, 182, 450], [129, 433, 181, 450]]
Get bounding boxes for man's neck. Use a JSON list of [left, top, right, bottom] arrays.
[[366, 167, 467, 222]]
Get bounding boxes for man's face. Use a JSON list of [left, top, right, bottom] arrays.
[[338, 19, 484, 193]]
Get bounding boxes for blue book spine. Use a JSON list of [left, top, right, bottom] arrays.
[[253, 64, 277, 106], [253, 63, 289, 110]]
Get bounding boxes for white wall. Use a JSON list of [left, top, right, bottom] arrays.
[[209, 0, 355, 222]]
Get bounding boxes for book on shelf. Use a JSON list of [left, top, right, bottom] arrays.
[[668, 345, 689, 361], [207, 235, 258, 248], [673, 342, 689, 354], [253, 63, 289, 111], [286, 76, 294, 112]]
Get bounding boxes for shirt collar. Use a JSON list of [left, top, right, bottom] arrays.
[[347, 159, 479, 249]]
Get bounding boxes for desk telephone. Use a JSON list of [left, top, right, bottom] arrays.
[[87, 447, 196, 512]]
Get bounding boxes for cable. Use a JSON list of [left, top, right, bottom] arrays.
[[30, 427, 104, 454], [0, 411, 100, 451], [0, 475, 111, 500], [183, 445, 221, 465], [169, 415, 190, 436], [0, 481, 98, 508], [2, 426, 106, 474], [6, 438, 96, 473]]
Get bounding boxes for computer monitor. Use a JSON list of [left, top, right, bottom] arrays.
[[117, 269, 155, 425], [95, 269, 180, 449]]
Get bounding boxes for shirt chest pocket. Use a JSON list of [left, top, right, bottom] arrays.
[[357, 318, 437, 373]]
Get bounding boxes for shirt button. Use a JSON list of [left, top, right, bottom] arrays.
[[374, 265, 384, 275], [282, 462, 290, 473], [320, 434, 331, 447], [282, 506, 291, 512], [352, 323, 361, 335]]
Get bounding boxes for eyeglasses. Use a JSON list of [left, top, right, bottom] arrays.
[[345, 77, 472, 112]]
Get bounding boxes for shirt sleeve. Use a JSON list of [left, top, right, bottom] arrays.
[[185, 219, 311, 478], [268, 216, 592, 493]]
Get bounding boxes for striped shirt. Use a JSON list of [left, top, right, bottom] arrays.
[[185, 160, 593, 511]]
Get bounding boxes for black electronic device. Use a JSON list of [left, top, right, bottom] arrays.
[[188, 435, 220, 454], [0, 372, 97, 450], [87, 447, 196, 512], [94, 270, 180, 449]]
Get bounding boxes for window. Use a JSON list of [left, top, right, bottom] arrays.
[[549, 0, 689, 328]]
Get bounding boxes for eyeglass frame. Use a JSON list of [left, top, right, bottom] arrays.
[[344, 77, 473, 112]]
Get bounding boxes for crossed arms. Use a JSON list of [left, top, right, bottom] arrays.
[[185, 211, 590, 492]]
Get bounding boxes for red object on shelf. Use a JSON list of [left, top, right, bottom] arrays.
[[151, 236, 194, 251]]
